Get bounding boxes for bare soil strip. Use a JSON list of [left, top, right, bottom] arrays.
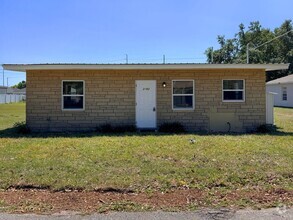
[[0, 188, 292, 214]]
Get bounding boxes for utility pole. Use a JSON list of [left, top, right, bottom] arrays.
[[246, 43, 250, 64], [247, 29, 293, 64], [125, 54, 128, 64], [2, 68, 4, 86], [163, 55, 165, 64], [6, 77, 18, 87], [211, 47, 214, 64]]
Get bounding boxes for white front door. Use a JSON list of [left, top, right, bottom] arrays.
[[135, 80, 156, 129]]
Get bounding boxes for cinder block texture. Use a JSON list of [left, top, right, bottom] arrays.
[[26, 69, 266, 132]]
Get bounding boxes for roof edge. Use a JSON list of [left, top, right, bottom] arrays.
[[266, 74, 293, 85], [2, 63, 290, 72]]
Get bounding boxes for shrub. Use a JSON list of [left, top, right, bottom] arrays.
[[13, 121, 30, 134], [158, 122, 186, 133], [256, 124, 277, 133], [98, 124, 137, 133], [113, 125, 137, 133], [99, 123, 114, 133]]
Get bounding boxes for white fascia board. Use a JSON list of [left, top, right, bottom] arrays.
[[2, 63, 290, 72]]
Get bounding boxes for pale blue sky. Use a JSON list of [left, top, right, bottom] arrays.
[[0, 0, 292, 86]]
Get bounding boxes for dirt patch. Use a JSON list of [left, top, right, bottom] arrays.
[[0, 188, 292, 214]]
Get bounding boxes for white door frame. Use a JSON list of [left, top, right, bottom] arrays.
[[135, 80, 157, 129]]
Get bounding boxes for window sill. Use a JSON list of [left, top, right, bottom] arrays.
[[222, 100, 245, 103], [172, 108, 195, 111], [62, 109, 85, 111]]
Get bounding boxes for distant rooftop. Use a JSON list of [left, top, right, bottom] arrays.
[[2, 63, 290, 72], [266, 74, 293, 85]]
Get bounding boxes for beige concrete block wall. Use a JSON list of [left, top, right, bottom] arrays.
[[26, 69, 266, 132]]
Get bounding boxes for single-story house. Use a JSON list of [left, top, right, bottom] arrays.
[[2, 63, 289, 133], [266, 74, 293, 107], [0, 86, 8, 94], [0, 86, 26, 95], [6, 87, 26, 95], [0, 86, 26, 104]]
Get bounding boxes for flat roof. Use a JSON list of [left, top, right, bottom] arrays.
[[266, 74, 293, 85], [2, 63, 290, 72]]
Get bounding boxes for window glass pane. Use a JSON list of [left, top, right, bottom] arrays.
[[282, 87, 287, 100], [223, 91, 243, 100], [223, 80, 243, 90], [282, 87, 287, 101], [173, 81, 193, 94], [63, 82, 83, 95], [173, 95, 193, 108], [63, 96, 84, 109]]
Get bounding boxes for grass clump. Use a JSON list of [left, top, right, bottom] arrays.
[[97, 201, 153, 213]]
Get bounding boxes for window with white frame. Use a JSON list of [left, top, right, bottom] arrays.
[[282, 87, 287, 101], [172, 80, 194, 109], [222, 80, 245, 102], [62, 81, 85, 110]]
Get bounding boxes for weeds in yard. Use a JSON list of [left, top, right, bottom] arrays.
[[0, 103, 292, 210], [0, 200, 8, 212], [97, 201, 153, 213], [11, 200, 53, 213]]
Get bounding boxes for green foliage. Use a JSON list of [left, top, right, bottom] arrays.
[[205, 20, 293, 81], [256, 124, 277, 133], [158, 122, 186, 133], [266, 70, 289, 82], [12, 80, 26, 89], [97, 123, 137, 133]]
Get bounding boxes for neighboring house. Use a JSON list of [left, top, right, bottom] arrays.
[[0, 86, 8, 94], [266, 74, 293, 107], [3, 63, 289, 133], [0, 86, 26, 95], [6, 87, 26, 95], [0, 86, 26, 104], [18, 88, 26, 95]]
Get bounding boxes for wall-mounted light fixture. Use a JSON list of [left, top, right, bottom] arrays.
[[162, 82, 167, 88]]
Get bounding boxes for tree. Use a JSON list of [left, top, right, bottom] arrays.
[[205, 20, 293, 81], [12, 80, 26, 89]]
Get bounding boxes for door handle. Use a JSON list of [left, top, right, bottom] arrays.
[[153, 107, 156, 112]]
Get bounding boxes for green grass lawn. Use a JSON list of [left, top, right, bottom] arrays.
[[0, 103, 292, 193], [0, 102, 25, 130]]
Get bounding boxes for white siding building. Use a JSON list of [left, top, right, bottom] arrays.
[[0, 86, 8, 94], [266, 74, 293, 107]]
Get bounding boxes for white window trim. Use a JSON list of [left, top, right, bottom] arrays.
[[61, 80, 85, 111], [172, 79, 195, 110], [222, 79, 245, 103]]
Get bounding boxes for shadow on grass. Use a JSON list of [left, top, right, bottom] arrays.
[[275, 106, 293, 109], [0, 126, 292, 139]]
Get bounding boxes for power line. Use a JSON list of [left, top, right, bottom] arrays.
[[247, 29, 293, 63], [255, 29, 293, 49]]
